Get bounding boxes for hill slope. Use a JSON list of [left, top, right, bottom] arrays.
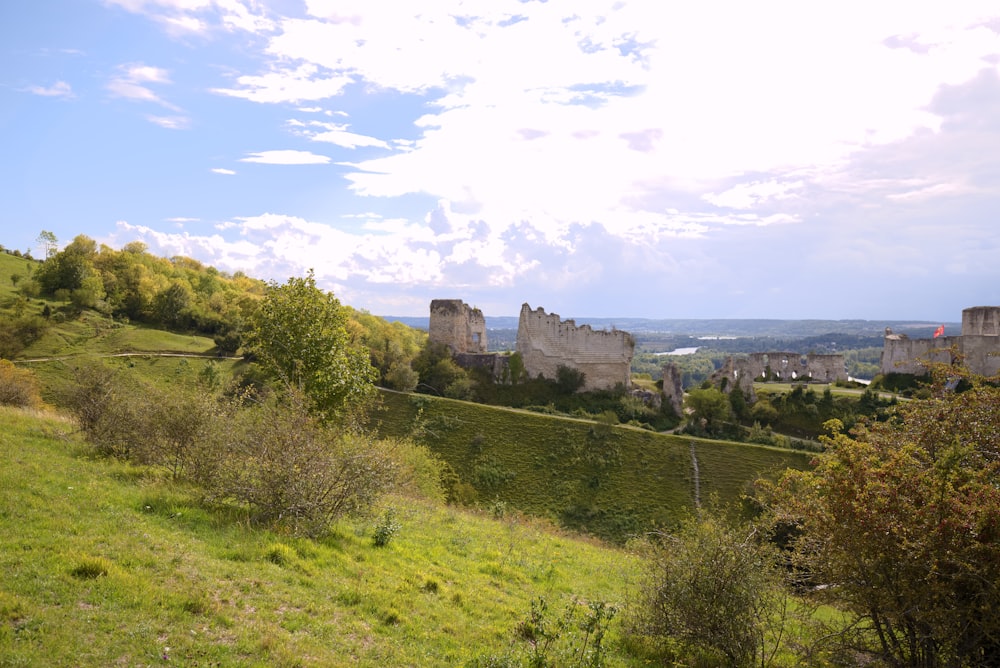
[[0, 407, 642, 666], [375, 390, 811, 542]]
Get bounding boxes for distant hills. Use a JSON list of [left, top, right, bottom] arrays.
[[385, 315, 957, 339]]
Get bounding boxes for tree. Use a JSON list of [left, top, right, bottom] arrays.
[[243, 270, 377, 424], [630, 514, 787, 667], [685, 387, 732, 435], [36, 230, 58, 259], [761, 369, 1000, 667]]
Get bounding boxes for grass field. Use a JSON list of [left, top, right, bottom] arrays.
[[375, 390, 811, 542], [0, 406, 646, 667]]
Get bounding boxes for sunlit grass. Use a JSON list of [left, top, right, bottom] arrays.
[[0, 406, 645, 667]]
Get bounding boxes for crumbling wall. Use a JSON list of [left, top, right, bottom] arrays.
[[881, 306, 1000, 377], [429, 299, 487, 354], [516, 303, 634, 391], [661, 362, 685, 416], [742, 352, 847, 382], [880, 332, 955, 375], [708, 357, 757, 401]]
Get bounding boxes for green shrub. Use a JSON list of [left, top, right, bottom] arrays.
[[372, 509, 401, 547]]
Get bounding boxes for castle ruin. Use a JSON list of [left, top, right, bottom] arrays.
[[710, 352, 847, 394], [880, 306, 1000, 377], [429, 299, 487, 354], [427, 300, 635, 392], [516, 304, 635, 392]]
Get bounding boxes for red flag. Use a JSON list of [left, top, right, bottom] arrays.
[[933, 324, 945, 338]]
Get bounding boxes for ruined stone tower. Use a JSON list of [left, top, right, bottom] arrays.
[[428, 299, 488, 354]]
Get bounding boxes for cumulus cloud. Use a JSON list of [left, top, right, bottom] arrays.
[[107, 1, 1000, 318], [239, 149, 331, 165], [211, 167, 237, 175]]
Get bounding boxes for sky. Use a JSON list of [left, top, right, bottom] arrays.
[[2, 0, 999, 321]]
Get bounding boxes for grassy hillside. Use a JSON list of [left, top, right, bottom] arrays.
[[0, 406, 642, 667], [0, 251, 37, 299], [375, 390, 811, 543]]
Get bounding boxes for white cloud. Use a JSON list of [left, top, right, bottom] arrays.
[[211, 167, 237, 175], [704, 181, 805, 210], [103, 0, 273, 35], [213, 64, 352, 103], [107, 63, 181, 110], [200, 0, 1000, 246], [239, 149, 331, 164], [147, 114, 190, 129], [26, 81, 74, 98], [291, 119, 391, 149], [165, 216, 199, 222]]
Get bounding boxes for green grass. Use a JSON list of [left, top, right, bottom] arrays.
[[375, 390, 811, 542], [0, 252, 37, 300], [0, 406, 645, 667]]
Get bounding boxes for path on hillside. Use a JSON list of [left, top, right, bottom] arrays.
[[690, 441, 701, 509], [15, 352, 243, 363]]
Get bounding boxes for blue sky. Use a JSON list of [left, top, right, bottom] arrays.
[[2, 0, 998, 320]]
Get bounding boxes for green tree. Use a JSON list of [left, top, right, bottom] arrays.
[[761, 370, 1000, 667], [243, 270, 377, 424], [685, 387, 731, 435]]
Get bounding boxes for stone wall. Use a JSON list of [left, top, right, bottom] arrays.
[[708, 357, 757, 401], [881, 306, 1000, 377], [428, 299, 487, 354], [516, 303, 635, 391], [661, 362, 685, 415], [963, 306, 1000, 337]]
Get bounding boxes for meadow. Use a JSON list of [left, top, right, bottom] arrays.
[[0, 406, 644, 667]]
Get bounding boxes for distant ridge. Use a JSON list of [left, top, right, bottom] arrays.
[[382, 316, 957, 339]]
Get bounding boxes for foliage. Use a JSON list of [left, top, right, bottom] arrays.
[[0, 360, 43, 409], [684, 387, 732, 436], [243, 270, 377, 424], [629, 514, 788, 667], [349, 308, 425, 391], [209, 392, 397, 537], [760, 369, 1000, 667], [372, 508, 401, 547]]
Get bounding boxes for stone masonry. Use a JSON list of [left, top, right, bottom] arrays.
[[429, 299, 487, 354], [516, 303, 635, 391], [880, 306, 1000, 377], [427, 299, 636, 392], [711, 351, 847, 393]]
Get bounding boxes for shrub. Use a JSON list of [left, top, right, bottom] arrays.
[[211, 393, 398, 537], [372, 509, 401, 547], [64, 362, 148, 460], [628, 514, 787, 667], [0, 360, 43, 409]]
